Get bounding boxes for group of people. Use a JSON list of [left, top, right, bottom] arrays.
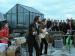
[[47, 19, 75, 34], [47, 19, 75, 46], [27, 16, 75, 56]]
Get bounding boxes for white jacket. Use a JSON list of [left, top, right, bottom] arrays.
[[39, 28, 48, 38]]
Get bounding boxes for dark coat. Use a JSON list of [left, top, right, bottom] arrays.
[[27, 22, 40, 41]]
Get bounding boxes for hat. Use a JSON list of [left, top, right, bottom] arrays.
[[0, 12, 6, 21]]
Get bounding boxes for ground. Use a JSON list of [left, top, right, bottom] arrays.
[[21, 44, 75, 56]]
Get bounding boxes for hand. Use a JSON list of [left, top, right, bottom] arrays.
[[3, 37, 9, 40]]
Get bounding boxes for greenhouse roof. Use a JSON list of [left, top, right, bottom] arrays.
[[18, 4, 43, 14]]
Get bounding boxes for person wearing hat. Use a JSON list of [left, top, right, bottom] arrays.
[[0, 13, 9, 51]]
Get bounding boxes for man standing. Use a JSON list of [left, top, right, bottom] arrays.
[[27, 16, 41, 56]]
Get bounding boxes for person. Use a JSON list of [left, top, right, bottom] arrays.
[[0, 20, 10, 44], [65, 29, 72, 51], [27, 16, 41, 56], [39, 23, 48, 55], [0, 13, 9, 44], [0, 13, 10, 53], [64, 29, 72, 45], [52, 22, 59, 31], [66, 19, 72, 30], [47, 19, 52, 30], [62, 20, 67, 34], [59, 20, 63, 31]]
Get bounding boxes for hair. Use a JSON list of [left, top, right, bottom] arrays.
[[42, 19, 46, 22], [2, 20, 8, 27], [34, 16, 40, 22], [0, 22, 3, 30], [0, 20, 8, 30]]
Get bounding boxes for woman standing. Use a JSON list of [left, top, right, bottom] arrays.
[[39, 22, 48, 55]]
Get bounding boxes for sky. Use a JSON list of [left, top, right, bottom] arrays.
[[0, 0, 75, 20]]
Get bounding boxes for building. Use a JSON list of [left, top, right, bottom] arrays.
[[4, 4, 44, 29]]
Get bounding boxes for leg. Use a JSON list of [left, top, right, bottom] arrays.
[[28, 41, 33, 56], [40, 38, 44, 55], [34, 40, 40, 56], [43, 38, 48, 54]]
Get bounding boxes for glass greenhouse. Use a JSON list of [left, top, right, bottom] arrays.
[[4, 4, 44, 29]]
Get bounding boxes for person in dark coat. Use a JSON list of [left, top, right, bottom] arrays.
[[52, 22, 59, 31], [27, 16, 41, 56], [62, 20, 67, 34]]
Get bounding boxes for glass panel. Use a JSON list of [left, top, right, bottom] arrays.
[[18, 13, 24, 25], [4, 14, 7, 19], [32, 13, 35, 21], [24, 13, 29, 26], [11, 6, 16, 13], [30, 13, 34, 23], [7, 14, 12, 26], [24, 8, 29, 13], [35, 13, 39, 16], [7, 10, 12, 13], [11, 13, 17, 28], [18, 6, 23, 13]]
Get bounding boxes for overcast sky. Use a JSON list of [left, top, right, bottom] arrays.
[[0, 0, 75, 20]]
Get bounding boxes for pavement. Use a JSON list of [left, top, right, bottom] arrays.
[[20, 44, 75, 56]]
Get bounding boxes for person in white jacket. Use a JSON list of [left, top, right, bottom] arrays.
[[39, 23, 48, 55]]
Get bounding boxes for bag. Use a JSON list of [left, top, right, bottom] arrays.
[[6, 45, 18, 56]]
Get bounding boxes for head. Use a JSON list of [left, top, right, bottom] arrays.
[[0, 20, 8, 29], [2, 20, 8, 28], [42, 19, 47, 25], [34, 16, 41, 23], [66, 19, 70, 23]]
